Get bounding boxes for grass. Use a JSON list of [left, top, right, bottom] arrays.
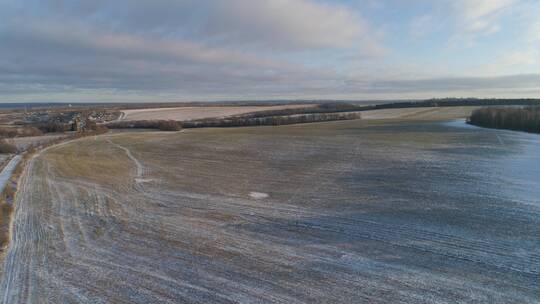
[[43, 138, 133, 185], [0, 200, 13, 248]]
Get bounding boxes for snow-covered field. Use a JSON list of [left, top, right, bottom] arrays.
[[10, 134, 69, 151], [1, 117, 539, 303], [120, 104, 315, 121], [361, 106, 478, 120]]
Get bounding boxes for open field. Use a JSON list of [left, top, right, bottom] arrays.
[[10, 134, 70, 151], [361, 106, 478, 120], [0, 111, 539, 303], [119, 105, 316, 121], [120, 105, 477, 123]]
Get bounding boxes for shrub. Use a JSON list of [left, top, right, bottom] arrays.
[[85, 121, 109, 133], [37, 122, 70, 133], [0, 201, 13, 248], [0, 128, 18, 138], [0, 126, 43, 138], [158, 120, 181, 131], [0, 139, 17, 154], [2, 185, 15, 201]]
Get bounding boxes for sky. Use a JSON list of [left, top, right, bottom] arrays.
[[1, 0, 540, 102]]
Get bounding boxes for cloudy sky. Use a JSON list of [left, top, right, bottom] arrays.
[[1, 0, 540, 102]]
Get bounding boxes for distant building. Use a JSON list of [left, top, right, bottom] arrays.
[[71, 116, 87, 132]]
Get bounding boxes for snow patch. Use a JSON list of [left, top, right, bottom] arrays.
[[249, 192, 269, 199], [135, 178, 155, 184]]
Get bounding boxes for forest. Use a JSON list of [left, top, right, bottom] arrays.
[[468, 107, 540, 133]]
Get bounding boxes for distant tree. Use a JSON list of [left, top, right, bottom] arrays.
[[157, 120, 182, 131], [37, 122, 70, 133], [107, 120, 182, 131]]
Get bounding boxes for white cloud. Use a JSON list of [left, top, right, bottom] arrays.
[[469, 49, 539, 76], [500, 50, 538, 66], [207, 0, 369, 49], [458, 0, 516, 22], [409, 14, 435, 39], [452, 0, 516, 39], [32, 0, 382, 53], [0, 0, 388, 98], [11, 22, 289, 69], [1, 0, 539, 101], [525, 20, 540, 42]]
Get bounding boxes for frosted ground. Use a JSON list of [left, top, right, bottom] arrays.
[[0, 111, 539, 303], [119, 104, 315, 121]]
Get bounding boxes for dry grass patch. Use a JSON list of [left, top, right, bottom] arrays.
[[43, 137, 134, 185], [0, 200, 14, 249], [0, 139, 17, 154]]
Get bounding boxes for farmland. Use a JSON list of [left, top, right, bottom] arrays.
[[360, 106, 478, 120], [119, 104, 316, 121], [0, 109, 539, 303], [118, 105, 477, 125]]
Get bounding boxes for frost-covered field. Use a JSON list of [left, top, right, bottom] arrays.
[[120, 104, 315, 121], [1, 117, 540, 303], [10, 134, 69, 150], [360, 106, 478, 120]]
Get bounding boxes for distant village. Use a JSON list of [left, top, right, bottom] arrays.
[[23, 110, 119, 132], [0, 108, 121, 154]]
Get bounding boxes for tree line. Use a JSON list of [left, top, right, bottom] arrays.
[[183, 112, 361, 128], [106, 113, 361, 130], [233, 99, 540, 119], [468, 107, 540, 133], [106, 120, 181, 131], [233, 103, 362, 119], [357, 98, 540, 111]]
